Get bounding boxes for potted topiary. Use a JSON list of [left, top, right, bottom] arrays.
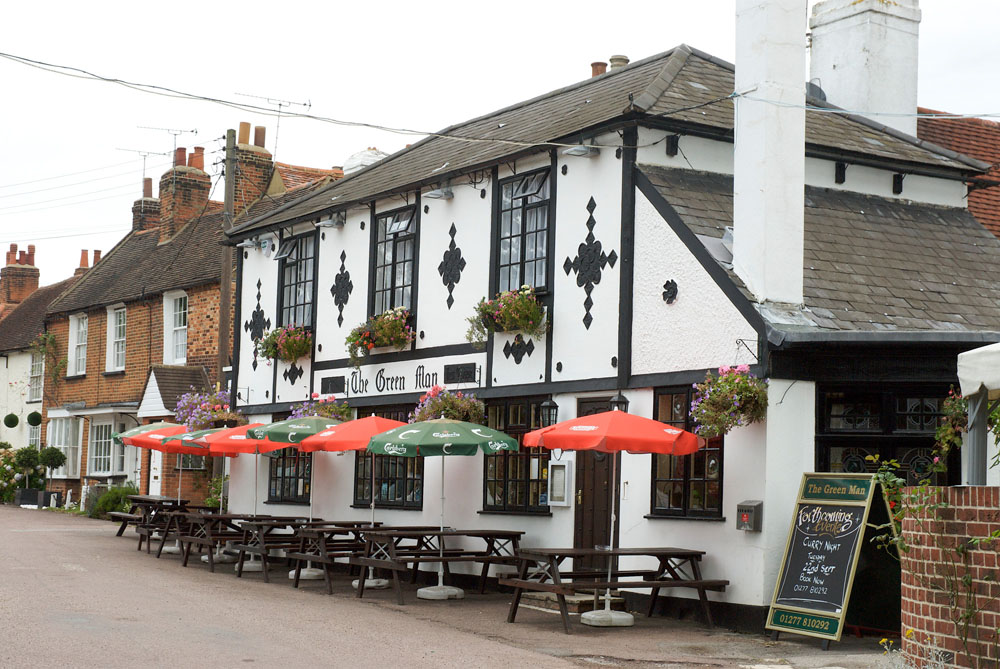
[[12, 447, 46, 506], [38, 446, 67, 507], [345, 307, 415, 367], [466, 285, 547, 348]]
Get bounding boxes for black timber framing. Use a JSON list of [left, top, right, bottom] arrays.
[[229, 249, 245, 410], [618, 125, 637, 388]]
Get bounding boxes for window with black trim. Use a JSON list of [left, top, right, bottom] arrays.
[[817, 385, 956, 486], [278, 234, 316, 327], [353, 406, 423, 509], [483, 397, 550, 513], [373, 207, 416, 315], [497, 169, 550, 293], [268, 447, 312, 504], [651, 388, 723, 518]]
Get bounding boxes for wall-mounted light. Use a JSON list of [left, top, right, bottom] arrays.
[[609, 392, 630, 413], [424, 187, 454, 200], [316, 211, 347, 228], [540, 398, 560, 427], [562, 145, 600, 158]]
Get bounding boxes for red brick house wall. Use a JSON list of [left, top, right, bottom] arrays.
[[901, 486, 1000, 668]]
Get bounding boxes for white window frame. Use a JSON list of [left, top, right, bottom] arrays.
[[106, 305, 126, 372], [89, 421, 114, 476], [69, 313, 88, 376], [48, 417, 82, 478], [28, 424, 41, 449], [28, 352, 44, 401], [162, 290, 188, 365]]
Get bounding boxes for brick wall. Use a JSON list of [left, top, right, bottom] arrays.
[[234, 144, 274, 217], [901, 486, 1000, 668]]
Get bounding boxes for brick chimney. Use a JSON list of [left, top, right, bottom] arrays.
[[74, 249, 94, 276], [0, 243, 40, 317], [132, 177, 161, 231], [733, 0, 807, 305], [158, 146, 211, 242], [591, 61, 608, 77], [233, 122, 275, 216]]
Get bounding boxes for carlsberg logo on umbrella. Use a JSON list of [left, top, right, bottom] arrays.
[[382, 444, 407, 455], [569, 425, 598, 432], [432, 431, 461, 439], [486, 441, 511, 451]]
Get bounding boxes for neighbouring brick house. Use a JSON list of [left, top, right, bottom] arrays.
[[42, 123, 340, 505], [0, 246, 79, 454]]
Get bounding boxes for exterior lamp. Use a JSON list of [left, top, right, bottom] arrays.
[[423, 187, 454, 200], [316, 211, 347, 228], [540, 399, 559, 427], [609, 392, 629, 413], [561, 145, 600, 158]]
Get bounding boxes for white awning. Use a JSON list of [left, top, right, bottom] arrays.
[[958, 342, 1000, 400]]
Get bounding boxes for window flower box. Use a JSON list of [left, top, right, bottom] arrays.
[[466, 285, 547, 348], [690, 365, 768, 438], [346, 307, 415, 367], [256, 325, 312, 364]]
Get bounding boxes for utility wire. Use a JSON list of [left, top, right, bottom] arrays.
[[0, 158, 145, 189], [0, 161, 172, 199]]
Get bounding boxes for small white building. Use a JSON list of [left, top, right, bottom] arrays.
[[225, 0, 1000, 626]]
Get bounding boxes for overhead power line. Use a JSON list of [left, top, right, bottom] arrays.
[[0, 158, 144, 189]]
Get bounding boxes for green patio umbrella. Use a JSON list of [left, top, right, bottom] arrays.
[[112, 421, 184, 446], [367, 418, 518, 600], [247, 417, 343, 451]]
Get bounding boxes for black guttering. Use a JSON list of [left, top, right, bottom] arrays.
[[767, 327, 1000, 348]]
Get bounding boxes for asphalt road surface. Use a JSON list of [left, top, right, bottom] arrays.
[[0, 506, 887, 668]]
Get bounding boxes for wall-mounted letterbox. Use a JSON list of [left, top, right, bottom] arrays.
[[736, 500, 763, 531]]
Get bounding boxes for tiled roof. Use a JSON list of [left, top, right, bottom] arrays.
[[276, 163, 342, 190], [639, 164, 1000, 334], [48, 165, 331, 316], [148, 365, 212, 412], [233, 45, 984, 236], [918, 108, 1000, 236], [0, 276, 78, 352]]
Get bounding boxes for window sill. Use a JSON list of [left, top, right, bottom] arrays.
[[102, 370, 125, 377], [644, 514, 726, 522], [64, 374, 86, 381], [478, 509, 552, 517], [350, 503, 422, 511], [25, 399, 42, 405], [264, 500, 311, 506]]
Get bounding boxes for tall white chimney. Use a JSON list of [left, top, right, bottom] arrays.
[[810, 0, 921, 136], [733, 0, 807, 306]]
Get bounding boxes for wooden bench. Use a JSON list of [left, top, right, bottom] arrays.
[[108, 512, 142, 537]]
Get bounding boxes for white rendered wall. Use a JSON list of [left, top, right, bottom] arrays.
[[314, 204, 371, 365], [236, 238, 279, 408], [810, 0, 921, 136], [548, 136, 623, 382], [733, 0, 807, 305], [0, 350, 35, 447], [632, 190, 758, 376]]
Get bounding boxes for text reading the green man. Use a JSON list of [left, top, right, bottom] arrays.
[[801, 477, 871, 502]]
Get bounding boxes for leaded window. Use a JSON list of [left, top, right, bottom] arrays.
[[267, 448, 311, 504], [651, 389, 723, 518], [497, 169, 550, 293], [484, 397, 550, 513], [353, 406, 423, 510], [279, 234, 316, 327], [373, 208, 416, 315]]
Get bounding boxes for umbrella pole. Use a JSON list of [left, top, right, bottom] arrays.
[[177, 454, 183, 503], [416, 449, 462, 600], [604, 451, 616, 612], [357, 453, 388, 589], [438, 455, 445, 588]]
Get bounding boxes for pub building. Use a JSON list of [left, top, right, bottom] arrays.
[[224, 1, 1000, 628]]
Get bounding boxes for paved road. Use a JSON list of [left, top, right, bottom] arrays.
[[0, 506, 887, 668]]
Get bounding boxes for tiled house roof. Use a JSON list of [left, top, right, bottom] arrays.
[[0, 276, 78, 352], [148, 365, 212, 412], [276, 163, 342, 190], [918, 108, 1000, 236], [233, 45, 986, 236], [639, 164, 1000, 334]]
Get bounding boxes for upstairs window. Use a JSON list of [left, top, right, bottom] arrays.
[[497, 169, 550, 293], [163, 292, 188, 365], [278, 235, 316, 327], [107, 306, 126, 371], [69, 314, 88, 376], [373, 207, 416, 315], [28, 352, 43, 401]]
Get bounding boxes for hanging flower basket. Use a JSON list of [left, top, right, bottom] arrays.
[[256, 325, 312, 364], [466, 285, 547, 348], [290, 395, 353, 421], [410, 385, 485, 424], [690, 365, 768, 438], [175, 388, 247, 431], [345, 307, 415, 367]]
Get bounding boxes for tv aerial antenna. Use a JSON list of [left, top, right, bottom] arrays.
[[234, 93, 311, 160]]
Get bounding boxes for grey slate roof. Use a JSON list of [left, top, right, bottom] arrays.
[[232, 45, 984, 237], [148, 365, 212, 412], [639, 164, 1000, 334]]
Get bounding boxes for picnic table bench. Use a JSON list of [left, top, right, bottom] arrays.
[[352, 528, 524, 604], [123, 495, 190, 551], [233, 517, 322, 582], [501, 547, 728, 634]]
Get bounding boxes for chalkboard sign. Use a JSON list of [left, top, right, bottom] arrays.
[[766, 473, 876, 642]]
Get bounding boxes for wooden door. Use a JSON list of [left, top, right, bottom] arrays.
[[574, 398, 613, 570]]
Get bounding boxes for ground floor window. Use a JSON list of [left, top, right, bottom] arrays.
[[176, 454, 206, 470], [353, 406, 423, 509], [48, 417, 81, 478], [89, 423, 114, 475], [484, 397, 550, 513], [267, 448, 311, 504], [651, 388, 723, 518], [816, 385, 957, 485], [28, 425, 41, 449]]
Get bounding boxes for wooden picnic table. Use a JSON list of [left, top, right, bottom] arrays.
[[233, 516, 323, 582], [118, 495, 191, 551], [160, 511, 252, 570], [352, 528, 524, 605], [501, 546, 729, 634]]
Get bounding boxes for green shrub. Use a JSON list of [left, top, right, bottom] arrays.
[[90, 485, 138, 519]]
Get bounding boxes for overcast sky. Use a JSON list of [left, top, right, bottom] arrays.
[[2, 1, 998, 285]]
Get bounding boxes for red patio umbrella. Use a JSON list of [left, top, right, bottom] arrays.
[[523, 408, 701, 627], [192, 423, 266, 514]]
